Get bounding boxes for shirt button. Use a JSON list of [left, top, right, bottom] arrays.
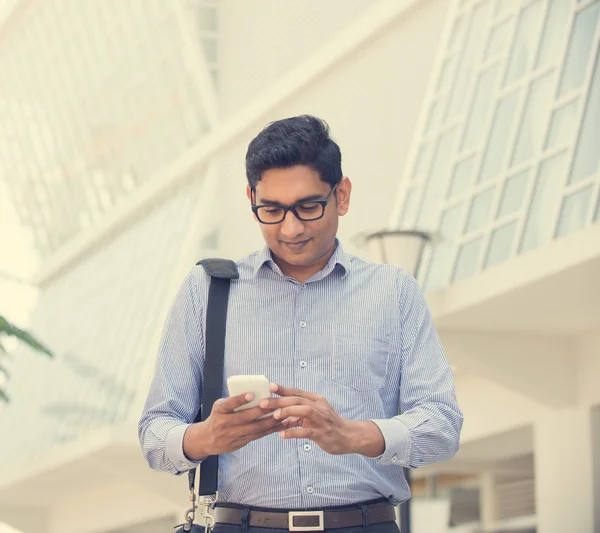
[[301, 285, 307, 290], [391, 456, 398, 464], [300, 361, 307, 368], [300, 321, 307, 328], [304, 444, 311, 452], [306, 487, 314, 494]]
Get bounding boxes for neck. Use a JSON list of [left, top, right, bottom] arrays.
[[273, 242, 337, 283]]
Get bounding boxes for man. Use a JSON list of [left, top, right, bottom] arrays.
[[139, 115, 463, 532]]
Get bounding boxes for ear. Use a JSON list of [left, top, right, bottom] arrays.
[[246, 185, 253, 202], [336, 177, 352, 217]]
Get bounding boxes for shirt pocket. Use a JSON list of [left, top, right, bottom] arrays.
[[332, 324, 391, 391]]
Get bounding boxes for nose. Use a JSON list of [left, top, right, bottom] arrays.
[[280, 210, 304, 239]]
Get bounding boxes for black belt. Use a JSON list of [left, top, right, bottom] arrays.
[[214, 501, 397, 531]]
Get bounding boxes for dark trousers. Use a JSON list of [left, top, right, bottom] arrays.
[[213, 522, 400, 533]]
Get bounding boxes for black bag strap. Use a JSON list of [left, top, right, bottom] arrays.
[[188, 258, 239, 498]]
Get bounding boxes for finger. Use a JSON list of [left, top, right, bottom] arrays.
[[213, 392, 254, 413], [279, 427, 314, 440], [234, 405, 277, 423], [282, 416, 300, 426], [270, 384, 321, 401], [259, 396, 310, 410], [273, 405, 316, 421]]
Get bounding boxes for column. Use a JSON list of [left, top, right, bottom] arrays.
[[534, 408, 596, 533]]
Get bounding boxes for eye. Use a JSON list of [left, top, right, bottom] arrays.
[[297, 202, 320, 213], [264, 207, 283, 214]]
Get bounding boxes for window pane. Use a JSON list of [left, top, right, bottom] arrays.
[[417, 129, 458, 230], [558, 2, 600, 96], [412, 143, 433, 182], [545, 98, 580, 150], [485, 220, 518, 268], [485, 19, 512, 60], [512, 71, 555, 166], [555, 185, 594, 238], [399, 186, 421, 227], [425, 99, 444, 134], [446, 1, 492, 120], [480, 89, 522, 183], [504, 0, 545, 86], [465, 186, 496, 233], [448, 156, 476, 199], [520, 152, 568, 253], [452, 237, 483, 282], [498, 168, 530, 218], [437, 55, 459, 92], [536, 0, 573, 69], [462, 64, 500, 150], [570, 44, 600, 184], [424, 204, 465, 291]]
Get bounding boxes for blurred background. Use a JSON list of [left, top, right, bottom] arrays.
[[0, 1, 599, 532]]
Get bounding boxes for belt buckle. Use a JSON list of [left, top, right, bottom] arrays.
[[288, 511, 324, 532]]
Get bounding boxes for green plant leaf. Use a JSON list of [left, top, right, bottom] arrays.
[[0, 388, 8, 403], [0, 315, 53, 357]]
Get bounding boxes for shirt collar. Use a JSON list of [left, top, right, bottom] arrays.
[[253, 238, 350, 280]]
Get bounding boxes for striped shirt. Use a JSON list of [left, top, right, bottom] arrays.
[[138, 240, 463, 508]]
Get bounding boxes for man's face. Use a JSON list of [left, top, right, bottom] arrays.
[[247, 165, 351, 272]]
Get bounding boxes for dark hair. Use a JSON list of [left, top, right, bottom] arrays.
[[245, 115, 342, 189]]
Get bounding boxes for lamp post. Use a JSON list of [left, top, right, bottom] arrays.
[[355, 229, 434, 533]]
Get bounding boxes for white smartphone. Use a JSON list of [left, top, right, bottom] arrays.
[[226, 374, 273, 418]]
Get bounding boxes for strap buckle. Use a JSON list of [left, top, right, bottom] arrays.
[[288, 511, 324, 532]]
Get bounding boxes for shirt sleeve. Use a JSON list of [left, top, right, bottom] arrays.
[[138, 267, 206, 474], [371, 271, 463, 467]]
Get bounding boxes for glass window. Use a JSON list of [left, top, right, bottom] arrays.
[[504, 0, 545, 86], [558, 2, 600, 96], [425, 99, 444, 134], [479, 89, 522, 183], [437, 55, 459, 92], [462, 64, 500, 151], [555, 185, 595, 238], [545, 98, 580, 150], [452, 237, 483, 282], [485, 220, 518, 268], [424, 203, 465, 291], [535, 0, 573, 69], [399, 186, 422, 228], [412, 142, 434, 182], [446, 1, 492, 120], [485, 19, 512, 60], [520, 152, 568, 253], [511, 71, 555, 166], [417, 128, 458, 230], [570, 44, 600, 184], [448, 155, 476, 199], [497, 168, 530, 218], [465, 186, 496, 233]]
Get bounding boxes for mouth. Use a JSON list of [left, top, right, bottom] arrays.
[[281, 239, 310, 251]]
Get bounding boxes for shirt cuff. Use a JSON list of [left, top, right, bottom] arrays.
[[166, 424, 205, 473], [370, 418, 412, 466]]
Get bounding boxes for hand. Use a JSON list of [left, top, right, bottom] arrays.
[[258, 384, 360, 455], [183, 393, 284, 460]]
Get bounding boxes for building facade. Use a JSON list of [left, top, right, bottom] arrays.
[[0, 1, 599, 533]]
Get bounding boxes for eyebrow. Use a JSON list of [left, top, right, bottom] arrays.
[[257, 193, 326, 206]]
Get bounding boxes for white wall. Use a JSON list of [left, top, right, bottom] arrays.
[[214, 0, 450, 260]]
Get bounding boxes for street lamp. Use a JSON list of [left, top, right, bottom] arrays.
[[355, 228, 434, 533]]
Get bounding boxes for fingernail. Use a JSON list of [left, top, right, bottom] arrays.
[[259, 400, 268, 408], [279, 431, 285, 438], [273, 409, 281, 419], [245, 393, 254, 401]]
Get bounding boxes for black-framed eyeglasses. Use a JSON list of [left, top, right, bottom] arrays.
[[251, 184, 337, 225]]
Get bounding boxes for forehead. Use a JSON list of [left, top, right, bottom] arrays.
[[255, 165, 329, 203]]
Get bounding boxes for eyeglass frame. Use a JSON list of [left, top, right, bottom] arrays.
[[250, 184, 338, 225]]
